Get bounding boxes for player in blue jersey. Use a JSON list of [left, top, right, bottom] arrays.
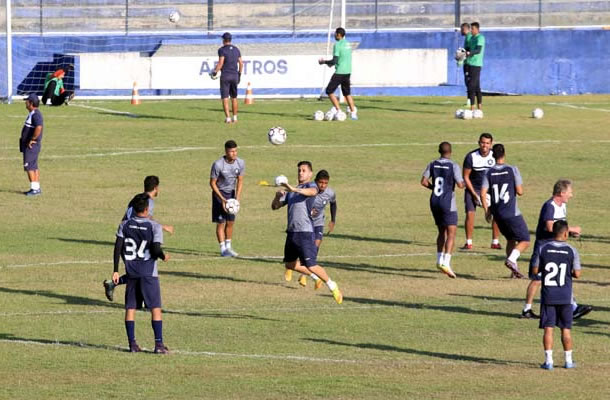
[[521, 179, 591, 320], [532, 220, 581, 370], [421, 142, 465, 278], [481, 144, 530, 278], [210, 140, 245, 257], [112, 193, 171, 353], [297, 169, 337, 289], [20, 94, 44, 196], [462, 133, 501, 250], [103, 176, 174, 301], [211, 32, 243, 123], [271, 161, 343, 304]]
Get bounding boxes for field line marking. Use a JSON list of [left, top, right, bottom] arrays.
[[72, 103, 140, 117], [546, 102, 610, 113]]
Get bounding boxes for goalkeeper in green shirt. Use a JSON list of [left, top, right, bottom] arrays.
[[41, 66, 74, 106], [319, 27, 358, 120], [465, 22, 485, 111]]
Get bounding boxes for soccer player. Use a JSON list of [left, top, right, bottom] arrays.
[[421, 142, 465, 278], [465, 22, 485, 112], [210, 32, 243, 123], [460, 22, 472, 106], [20, 94, 43, 196], [271, 161, 343, 304], [481, 144, 530, 278], [318, 27, 358, 120], [112, 193, 171, 354], [297, 169, 337, 289], [41, 67, 74, 106], [532, 220, 581, 370], [521, 180, 592, 320], [210, 140, 245, 257], [462, 133, 501, 250], [103, 176, 174, 301]]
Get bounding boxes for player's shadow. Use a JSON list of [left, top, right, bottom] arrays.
[[449, 293, 522, 303], [583, 330, 610, 338], [237, 109, 305, 118], [359, 105, 443, 114], [53, 237, 214, 257], [570, 318, 609, 327], [577, 233, 610, 244], [581, 263, 610, 270], [575, 280, 610, 287], [0, 287, 121, 309], [161, 270, 298, 289], [0, 333, 124, 352], [163, 309, 279, 321], [0, 189, 28, 195], [303, 338, 526, 366], [327, 233, 416, 246], [95, 111, 193, 122]]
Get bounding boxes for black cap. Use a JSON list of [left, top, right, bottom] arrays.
[[222, 32, 232, 41], [24, 93, 39, 107]]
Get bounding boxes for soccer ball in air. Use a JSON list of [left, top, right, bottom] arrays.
[[473, 109, 484, 119], [455, 109, 465, 119], [313, 110, 324, 121], [225, 198, 240, 215], [334, 111, 347, 121], [462, 109, 473, 120], [275, 175, 288, 186], [169, 11, 181, 23], [532, 108, 544, 119], [268, 126, 287, 145]]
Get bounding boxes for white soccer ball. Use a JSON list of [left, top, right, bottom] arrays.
[[274, 175, 288, 186], [455, 47, 467, 62], [455, 109, 465, 119], [268, 126, 287, 145], [324, 111, 334, 121], [473, 109, 484, 119], [334, 111, 347, 121], [225, 198, 240, 215], [313, 110, 324, 121], [462, 109, 473, 120], [532, 108, 544, 119], [168, 11, 181, 23]]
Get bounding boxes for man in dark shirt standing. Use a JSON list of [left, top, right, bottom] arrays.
[[211, 32, 243, 124], [20, 94, 44, 196]]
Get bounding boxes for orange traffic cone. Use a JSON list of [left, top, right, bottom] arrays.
[[131, 81, 141, 105], [244, 82, 254, 105]]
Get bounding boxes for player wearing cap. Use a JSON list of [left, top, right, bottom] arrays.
[[210, 32, 243, 123], [20, 94, 44, 196]]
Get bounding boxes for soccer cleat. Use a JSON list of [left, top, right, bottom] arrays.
[[490, 243, 502, 250], [437, 264, 457, 279], [332, 287, 343, 304], [225, 248, 239, 257], [573, 304, 593, 320], [129, 341, 141, 353], [314, 279, 323, 290], [460, 243, 473, 250], [298, 275, 307, 287], [221, 250, 233, 257], [154, 343, 170, 354], [284, 269, 292, 281], [504, 259, 524, 279], [24, 189, 41, 196], [564, 362, 576, 369], [521, 309, 539, 319], [225, 117, 232, 124], [350, 113, 358, 121], [540, 362, 554, 370], [103, 279, 115, 301], [65, 92, 75, 105]]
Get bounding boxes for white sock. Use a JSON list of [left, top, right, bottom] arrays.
[[31, 181, 40, 190], [545, 350, 553, 365], [310, 273, 320, 281], [523, 303, 532, 312], [565, 350, 573, 364], [326, 279, 337, 291], [444, 254, 452, 267], [219, 242, 226, 253], [232, 115, 238, 121], [492, 238, 500, 245], [572, 301, 578, 312], [466, 239, 473, 245], [508, 249, 521, 263], [436, 252, 443, 265], [225, 117, 231, 122], [225, 239, 232, 249]]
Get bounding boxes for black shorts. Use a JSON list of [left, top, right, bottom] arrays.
[[283, 232, 318, 268], [125, 276, 162, 310], [496, 215, 530, 243], [539, 304, 572, 329], [431, 206, 458, 227], [464, 189, 488, 213], [325, 73, 351, 96], [220, 77, 238, 99], [23, 147, 40, 171], [212, 190, 236, 223]]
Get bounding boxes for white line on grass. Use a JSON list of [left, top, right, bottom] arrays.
[[72, 103, 139, 117], [546, 102, 610, 112]]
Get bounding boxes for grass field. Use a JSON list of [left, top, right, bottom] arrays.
[[0, 96, 609, 399]]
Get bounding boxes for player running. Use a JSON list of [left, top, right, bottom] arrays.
[[533, 220, 581, 370], [271, 161, 343, 304], [298, 169, 337, 289], [481, 144, 530, 278], [210, 140, 245, 257], [462, 133, 501, 250], [112, 193, 171, 354], [521, 179, 592, 320], [421, 142, 465, 278], [210, 32, 243, 123], [103, 176, 174, 301], [319, 27, 358, 120]]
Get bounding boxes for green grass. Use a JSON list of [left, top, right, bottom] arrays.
[[0, 96, 609, 399]]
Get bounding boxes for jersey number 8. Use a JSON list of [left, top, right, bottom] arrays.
[[433, 177, 444, 196]]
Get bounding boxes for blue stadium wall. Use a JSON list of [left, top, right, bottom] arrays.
[[2, 28, 609, 97]]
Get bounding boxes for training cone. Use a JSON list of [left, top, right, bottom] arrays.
[[131, 81, 141, 105], [244, 82, 254, 105]]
